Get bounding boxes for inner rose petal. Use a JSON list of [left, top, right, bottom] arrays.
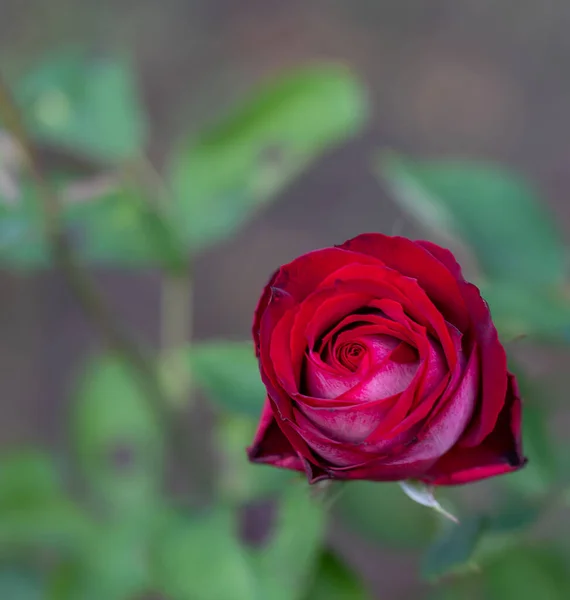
[[336, 341, 366, 371], [304, 329, 421, 401]]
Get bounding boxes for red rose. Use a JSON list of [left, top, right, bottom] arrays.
[[247, 233, 526, 485]]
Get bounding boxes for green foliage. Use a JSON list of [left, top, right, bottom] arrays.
[[379, 153, 565, 286], [2, 63, 366, 272], [483, 546, 570, 600], [15, 50, 147, 162], [251, 483, 327, 600], [0, 183, 49, 269], [2, 42, 570, 600], [75, 521, 153, 600], [422, 496, 542, 581], [188, 341, 266, 416], [303, 549, 371, 600], [70, 356, 164, 517], [216, 414, 293, 503], [421, 516, 485, 581], [336, 481, 438, 548], [0, 451, 91, 552], [169, 65, 368, 252], [152, 508, 257, 600], [0, 451, 62, 508], [0, 569, 45, 600], [480, 282, 570, 343], [66, 183, 186, 271]]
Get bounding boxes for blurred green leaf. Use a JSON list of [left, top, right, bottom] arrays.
[[336, 482, 438, 549], [252, 483, 327, 600], [0, 569, 45, 600], [481, 282, 570, 343], [483, 546, 570, 600], [423, 495, 542, 581], [67, 183, 186, 270], [379, 154, 565, 286], [428, 576, 481, 600], [302, 549, 371, 600], [152, 508, 257, 600], [216, 414, 293, 503], [75, 521, 153, 600], [502, 404, 558, 497], [70, 355, 164, 517], [0, 183, 49, 269], [16, 50, 147, 161], [187, 341, 266, 417], [169, 64, 367, 252], [0, 500, 92, 554], [485, 497, 542, 533], [421, 516, 485, 581], [0, 451, 61, 509], [0, 451, 92, 553], [0, 176, 185, 271]]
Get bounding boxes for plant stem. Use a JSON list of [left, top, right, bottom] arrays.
[[160, 271, 193, 407], [0, 73, 194, 474]]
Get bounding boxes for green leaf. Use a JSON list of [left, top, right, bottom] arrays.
[[67, 183, 186, 270], [0, 183, 49, 269], [75, 521, 154, 600], [423, 495, 543, 581], [379, 154, 565, 286], [152, 508, 257, 600], [0, 569, 45, 600], [484, 546, 570, 600], [16, 50, 147, 161], [216, 414, 294, 504], [187, 341, 266, 417], [336, 482, 438, 548], [0, 175, 186, 271], [481, 281, 570, 343], [485, 497, 542, 533], [252, 483, 327, 600], [169, 64, 367, 251], [0, 500, 92, 554], [0, 451, 62, 509], [302, 549, 371, 600], [421, 516, 485, 581], [0, 451, 92, 553], [70, 355, 164, 517]]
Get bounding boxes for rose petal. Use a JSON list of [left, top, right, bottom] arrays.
[[318, 264, 458, 369], [247, 398, 305, 472], [253, 269, 279, 356], [339, 234, 469, 331], [420, 373, 525, 485], [387, 349, 478, 464], [296, 395, 400, 444], [458, 283, 508, 447]]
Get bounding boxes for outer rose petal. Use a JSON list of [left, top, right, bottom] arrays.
[[339, 234, 469, 331], [420, 373, 525, 485], [416, 240, 509, 448], [253, 269, 279, 356], [247, 398, 305, 472]]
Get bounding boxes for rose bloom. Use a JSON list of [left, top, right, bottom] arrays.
[[247, 234, 526, 485]]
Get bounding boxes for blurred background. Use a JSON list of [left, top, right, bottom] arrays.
[[1, 1, 570, 599]]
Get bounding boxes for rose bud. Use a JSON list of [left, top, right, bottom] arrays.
[[247, 233, 526, 485]]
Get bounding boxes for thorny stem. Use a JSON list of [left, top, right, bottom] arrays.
[[0, 73, 195, 479]]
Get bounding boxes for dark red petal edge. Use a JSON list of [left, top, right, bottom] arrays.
[[247, 397, 306, 472]]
